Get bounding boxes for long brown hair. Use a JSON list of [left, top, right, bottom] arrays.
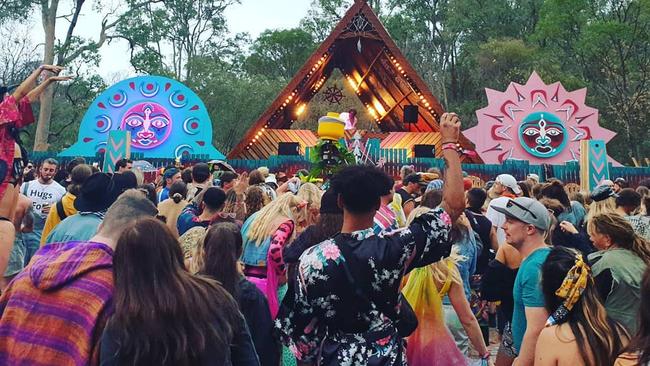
[[244, 185, 267, 221], [625, 267, 650, 364], [109, 218, 240, 365], [198, 222, 243, 300], [587, 212, 650, 264], [542, 247, 629, 365]]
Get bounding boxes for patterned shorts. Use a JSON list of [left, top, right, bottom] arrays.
[[499, 322, 518, 358]]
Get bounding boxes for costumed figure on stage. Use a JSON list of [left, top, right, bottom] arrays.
[[307, 113, 355, 180], [0, 65, 71, 274], [339, 108, 358, 130]]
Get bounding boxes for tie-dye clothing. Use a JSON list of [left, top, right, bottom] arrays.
[[402, 263, 467, 366], [0, 241, 114, 366]]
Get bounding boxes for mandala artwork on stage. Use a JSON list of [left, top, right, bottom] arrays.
[[464, 71, 617, 165], [323, 85, 344, 105], [60, 75, 224, 159]]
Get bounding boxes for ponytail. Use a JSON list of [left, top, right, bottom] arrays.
[[631, 234, 650, 265], [172, 192, 183, 204]]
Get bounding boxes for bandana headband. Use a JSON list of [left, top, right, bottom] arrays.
[[545, 253, 590, 327]]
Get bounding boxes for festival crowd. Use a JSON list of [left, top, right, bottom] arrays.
[[1, 66, 650, 366]]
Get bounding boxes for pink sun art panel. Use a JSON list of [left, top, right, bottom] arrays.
[[464, 71, 618, 165]]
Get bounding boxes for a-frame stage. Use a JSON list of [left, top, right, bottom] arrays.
[[229, 0, 478, 161]]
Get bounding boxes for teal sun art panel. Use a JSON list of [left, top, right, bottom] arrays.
[[59, 75, 224, 160]]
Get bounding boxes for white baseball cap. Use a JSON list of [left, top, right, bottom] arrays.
[[496, 174, 522, 195]]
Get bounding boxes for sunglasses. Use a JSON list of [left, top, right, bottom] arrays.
[[506, 199, 538, 219]]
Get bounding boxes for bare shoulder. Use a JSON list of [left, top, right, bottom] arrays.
[[539, 324, 576, 345]]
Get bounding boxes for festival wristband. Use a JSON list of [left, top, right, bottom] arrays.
[[441, 142, 478, 158]]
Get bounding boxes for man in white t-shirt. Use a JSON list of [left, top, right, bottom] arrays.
[[485, 174, 522, 246], [21, 158, 66, 264]]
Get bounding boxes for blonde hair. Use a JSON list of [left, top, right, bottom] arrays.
[[132, 169, 144, 186], [297, 183, 322, 226], [297, 183, 321, 210], [406, 207, 465, 286], [248, 193, 305, 245], [587, 212, 650, 264], [406, 206, 431, 225], [430, 246, 464, 286], [587, 197, 616, 222]]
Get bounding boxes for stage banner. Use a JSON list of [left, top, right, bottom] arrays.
[[580, 139, 610, 191], [103, 130, 131, 173]]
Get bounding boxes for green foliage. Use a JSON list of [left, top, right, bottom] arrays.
[[0, 0, 33, 23], [5, 0, 648, 164], [187, 57, 284, 152], [308, 139, 356, 179], [244, 29, 317, 79]]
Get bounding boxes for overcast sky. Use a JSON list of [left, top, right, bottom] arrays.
[[28, 0, 312, 80]]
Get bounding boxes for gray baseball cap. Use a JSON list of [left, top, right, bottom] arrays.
[[493, 197, 550, 231]]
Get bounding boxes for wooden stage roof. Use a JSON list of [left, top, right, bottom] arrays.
[[229, 0, 479, 162]]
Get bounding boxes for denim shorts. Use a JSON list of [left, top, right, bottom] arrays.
[[4, 233, 25, 277]]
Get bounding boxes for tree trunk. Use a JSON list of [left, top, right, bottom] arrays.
[[33, 0, 58, 152]]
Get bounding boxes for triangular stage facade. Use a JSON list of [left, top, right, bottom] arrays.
[[229, 0, 478, 161]]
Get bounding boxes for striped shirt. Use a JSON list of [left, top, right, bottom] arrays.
[[373, 205, 398, 235], [0, 241, 114, 366]]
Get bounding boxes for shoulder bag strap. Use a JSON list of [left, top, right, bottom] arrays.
[[56, 200, 67, 220]]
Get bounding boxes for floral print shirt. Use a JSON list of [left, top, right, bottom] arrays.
[[276, 207, 453, 365]]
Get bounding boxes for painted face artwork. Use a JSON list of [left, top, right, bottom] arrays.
[[59, 76, 225, 160], [519, 112, 567, 158], [464, 71, 617, 165], [121, 103, 172, 149]]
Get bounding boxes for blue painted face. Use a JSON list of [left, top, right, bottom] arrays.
[[518, 112, 567, 158]]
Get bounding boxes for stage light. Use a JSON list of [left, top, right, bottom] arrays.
[[296, 104, 306, 116], [373, 100, 386, 115]]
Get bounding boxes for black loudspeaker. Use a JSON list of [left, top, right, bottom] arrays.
[[413, 144, 436, 158], [404, 105, 419, 124], [278, 142, 300, 156]]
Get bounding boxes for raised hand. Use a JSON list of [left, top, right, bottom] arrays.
[[48, 75, 73, 83], [26, 74, 73, 102], [440, 112, 461, 143], [40, 65, 65, 74]]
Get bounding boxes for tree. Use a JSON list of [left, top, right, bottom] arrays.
[[0, 21, 40, 86], [0, 0, 32, 23], [535, 0, 650, 163], [244, 29, 317, 80], [27, 0, 165, 151], [187, 56, 284, 152], [116, 0, 238, 80]]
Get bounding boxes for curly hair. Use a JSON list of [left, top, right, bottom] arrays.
[[244, 185, 267, 221]]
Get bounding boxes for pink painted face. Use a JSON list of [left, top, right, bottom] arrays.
[[120, 103, 172, 149]]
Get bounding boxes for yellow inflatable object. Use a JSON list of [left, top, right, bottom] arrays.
[[317, 112, 345, 140]]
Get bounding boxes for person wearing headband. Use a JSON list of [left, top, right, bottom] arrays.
[[535, 246, 629, 366]]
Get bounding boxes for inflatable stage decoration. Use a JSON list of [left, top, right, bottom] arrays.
[[59, 76, 224, 159], [464, 71, 617, 165], [307, 112, 355, 179]]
